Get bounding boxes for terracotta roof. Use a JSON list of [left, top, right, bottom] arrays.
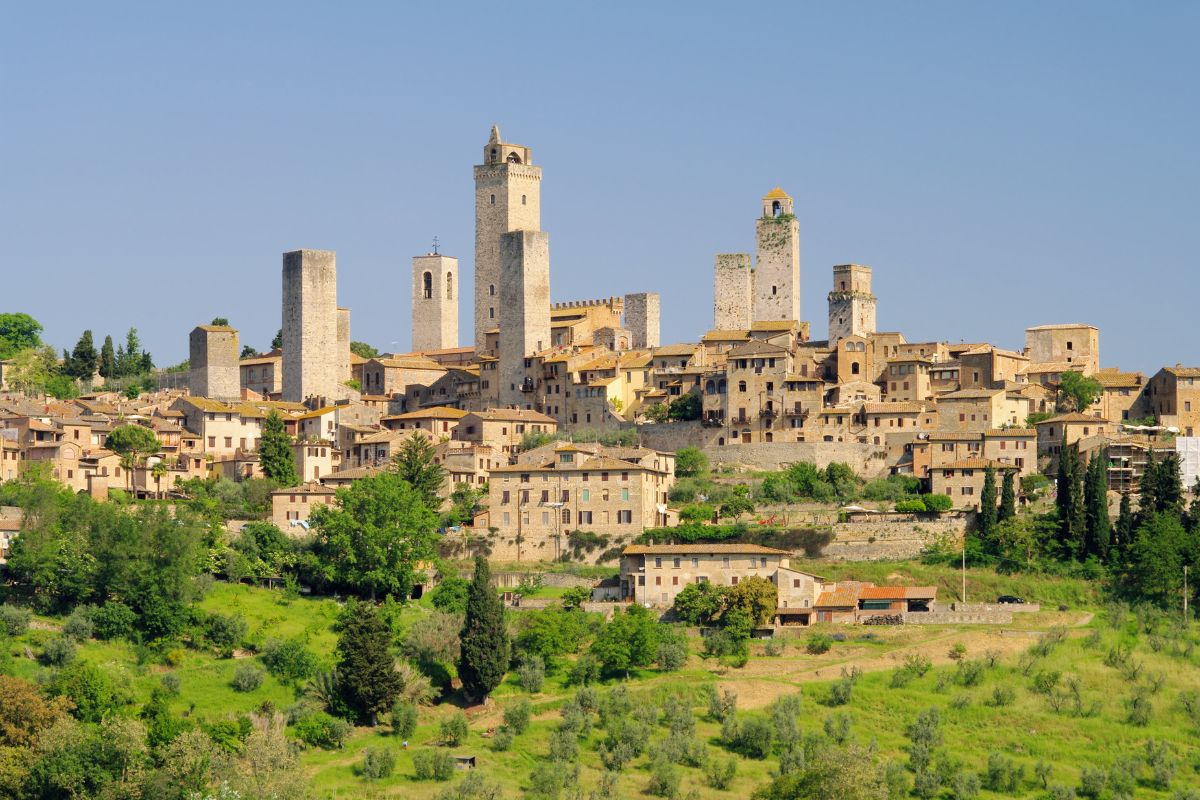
[[653, 344, 700, 357], [858, 586, 909, 600], [864, 402, 924, 414], [467, 408, 556, 423], [938, 458, 1020, 470], [982, 428, 1036, 437], [371, 356, 444, 370], [1163, 366, 1200, 378], [1034, 412, 1111, 426], [239, 355, 282, 366], [270, 482, 336, 496], [938, 388, 1003, 400], [816, 587, 861, 607], [1019, 361, 1075, 375], [702, 329, 751, 342], [1095, 370, 1145, 388], [727, 340, 789, 356], [321, 466, 385, 482], [384, 406, 468, 421], [622, 544, 789, 556], [749, 320, 797, 332], [297, 406, 338, 420], [764, 186, 791, 200]]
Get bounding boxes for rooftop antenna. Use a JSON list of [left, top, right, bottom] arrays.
[[432, 236, 440, 255]]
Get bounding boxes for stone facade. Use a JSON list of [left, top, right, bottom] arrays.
[[754, 189, 800, 322], [412, 253, 459, 352], [1024, 324, 1099, 375], [474, 126, 541, 351], [282, 249, 340, 404], [714, 253, 753, 330], [827, 264, 876, 342], [498, 230, 550, 408], [337, 307, 351, 388], [624, 292, 661, 349], [189, 325, 240, 400]]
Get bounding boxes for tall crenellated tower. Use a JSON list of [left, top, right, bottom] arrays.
[[282, 249, 342, 404], [474, 126, 541, 352], [827, 264, 877, 342], [753, 187, 800, 322], [412, 252, 460, 352]]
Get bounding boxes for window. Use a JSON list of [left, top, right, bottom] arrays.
[[422, 271, 432, 299], [731, 576, 739, 585], [654, 557, 662, 568], [691, 558, 699, 568], [672, 558, 680, 568], [579, 511, 593, 524], [582, 489, 590, 502], [502, 490, 510, 504], [655, 576, 661, 586], [621, 488, 630, 501], [793, 579, 801, 588], [562, 508, 571, 523], [722, 556, 730, 567]]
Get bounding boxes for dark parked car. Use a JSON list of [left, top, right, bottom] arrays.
[[997, 595, 1025, 604]]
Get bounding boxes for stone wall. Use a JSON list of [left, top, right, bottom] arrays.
[[412, 254, 460, 352], [714, 253, 753, 330], [903, 610, 1013, 625], [473, 159, 541, 351], [822, 516, 966, 561], [189, 326, 240, 400], [947, 602, 1041, 614]]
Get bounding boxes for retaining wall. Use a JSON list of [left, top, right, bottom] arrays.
[[821, 517, 966, 561], [903, 610, 1013, 625]]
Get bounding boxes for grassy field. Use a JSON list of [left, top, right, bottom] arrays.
[[6, 564, 1199, 799]]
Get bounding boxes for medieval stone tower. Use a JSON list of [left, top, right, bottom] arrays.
[[624, 292, 661, 349], [754, 188, 800, 322], [498, 230, 551, 408], [411, 252, 459, 352], [282, 249, 342, 403], [189, 324, 240, 400], [827, 263, 877, 342], [474, 126, 541, 351], [714, 253, 753, 330]]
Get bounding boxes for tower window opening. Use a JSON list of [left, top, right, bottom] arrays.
[[852, 362, 861, 375], [522, 194, 527, 205], [490, 194, 495, 204], [772, 200, 781, 217], [771, 285, 777, 296], [489, 307, 495, 319], [446, 272, 454, 300], [422, 271, 432, 299], [840, 281, 846, 290], [489, 284, 496, 296], [507, 152, 522, 164]]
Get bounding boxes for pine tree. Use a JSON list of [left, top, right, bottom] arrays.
[[117, 328, 142, 377], [336, 601, 403, 725], [271, 329, 283, 350], [99, 335, 116, 379], [458, 555, 510, 703], [998, 469, 1016, 522], [978, 466, 998, 547], [258, 410, 298, 485], [64, 330, 98, 380], [1083, 450, 1111, 560], [393, 433, 446, 512]]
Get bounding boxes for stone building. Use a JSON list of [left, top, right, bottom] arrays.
[[1145, 366, 1200, 436], [269, 483, 336, 529], [240, 353, 282, 397], [412, 252, 459, 352], [930, 458, 1020, 508], [474, 126, 540, 351], [713, 253, 753, 330], [624, 292, 661, 349], [282, 249, 342, 404], [1024, 324, 1100, 375], [189, 324, 240, 400], [754, 188, 800, 323], [498, 230, 550, 408], [827, 264, 877, 342]]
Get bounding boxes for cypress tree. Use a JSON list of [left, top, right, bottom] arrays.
[[1113, 492, 1135, 565], [65, 330, 98, 380], [458, 555, 510, 703], [1156, 453, 1184, 516], [1139, 450, 1159, 524], [1083, 450, 1111, 559], [998, 469, 1016, 522], [258, 410, 299, 485], [978, 466, 998, 547], [99, 335, 116, 379], [336, 601, 403, 725], [1056, 444, 1083, 555]]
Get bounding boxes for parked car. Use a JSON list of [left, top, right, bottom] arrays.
[[997, 595, 1025, 604]]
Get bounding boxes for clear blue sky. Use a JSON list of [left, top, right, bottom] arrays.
[[2, 2, 1196, 372]]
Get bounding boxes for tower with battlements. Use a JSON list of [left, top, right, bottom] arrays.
[[827, 264, 876, 342], [474, 126, 541, 352], [412, 252, 459, 352], [754, 187, 800, 322]]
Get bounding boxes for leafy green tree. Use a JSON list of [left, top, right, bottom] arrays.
[[1084, 450, 1111, 559], [308, 471, 439, 599], [115, 327, 144, 377], [393, 433, 446, 511], [7, 346, 59, 395], [727, 575, 777, 626], [240, 345, 258, 358], [672, 582, 727, 625], [591, 604, 660, 677], [674, 447, 708, 478], [64, 329, 98, 380], [271, 328, 283, 350], [1058, 371, 1103, 412], [210, 317, 230, 326], [458, 556, 510, 701], [754, 744, 887, 800], [998, 469, 1016, 522], [336, 601, 403, 725], [106, 424, 160, 492], [978, 466, 998, 545], [1124, 512, 1198, 608], [258, 410, 298, 485], [0, 312, 43, 359], [667, 391, 702, 421], [350, 341, 380, 359], [644, 402, 670, 423], [719, 484, 755, 520]]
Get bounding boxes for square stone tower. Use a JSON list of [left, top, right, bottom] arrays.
[[714, 253, 753, 330], [337, 307, 351, 386], [412, 253, 460, 352], [498, 230, 550, 408], [754, 187, 801, 322], [827, 264, 877, 342], [474, 126, 541, 352], [282, 249, 340, 403], [189, 324, 240, 400], [1024, 324, 1099, 374], [624, 292, 661, 349]]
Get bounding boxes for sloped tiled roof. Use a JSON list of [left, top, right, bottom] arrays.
[[622, 544, 789, 556]]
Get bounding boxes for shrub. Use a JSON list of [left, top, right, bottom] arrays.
[[922, 493, 954, 513], [204, 613, 248, 652], [260, 637, 318, 683], [160, 672, 181, 696], [91, 601, 136, 640], [360, 746, 395, 780], [948, 642, 967, 660], [41, 636, 77, 666], [492, 725, 514, 751], [292, 711, 352, 749], [231, 663, 264, 693], [503, 698, 532, 734], [530, 760, 576, 797], [731, 715, 773, 759], [645, 755, 680, 798], [440, 711, 469, 746], [704, 753, 737, 789], [987, 685, 1016, 707], [429, 576, 470, 615], [0, 604, 31, 636], [706, 686, 737, 722], [806, 633, 833, 654], [828, 677, 854, 706], [895, 499, 928, 513], [1032, 669, 1061, 695], [391, 701, 418, 738], [1124, 689, 1153, 726], [62, 607, 95, 641], [656, 628, 689, 671], [566, 652, 599, 686], [412, 748, 455, 781], [517, 654, 545, 693]]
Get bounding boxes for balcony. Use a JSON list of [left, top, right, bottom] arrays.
[[759, 407, 778, 421], [519, 378, 538, 393], [784, 404, 806, 416], [730, 414, 751, 426], [701, 413, 725, 428]]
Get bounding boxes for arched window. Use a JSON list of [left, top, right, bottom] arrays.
[[489, 284, 496, 297], [846, 342, 855, 351], [507, 152, 522, 164], [422, 271, 432, 299], [522, 194, 527, 205], [705, 380, 716, 395], [772, 200, 781, 217], [840, 281, 846, 290], [852, 362, 861, 375], [718, 379, 727, 394], [446, 272, 454, 300]]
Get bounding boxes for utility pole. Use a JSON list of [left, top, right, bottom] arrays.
[[962, 537, 967, 605], [1185, 565, 1189, 622]]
